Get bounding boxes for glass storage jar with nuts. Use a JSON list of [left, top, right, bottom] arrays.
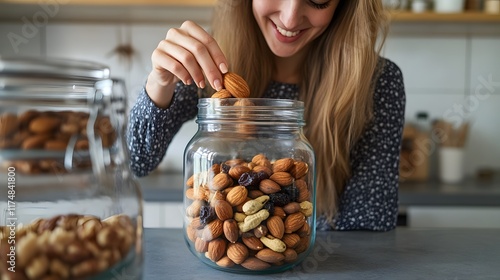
[[0, 57, 143, 280], [183, 98, 316, 274]]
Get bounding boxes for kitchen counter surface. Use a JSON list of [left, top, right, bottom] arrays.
[[137, 172, 500, 206], [143, 227, 500, 279]]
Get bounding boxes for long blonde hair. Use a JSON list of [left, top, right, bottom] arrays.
[[212, 0, 389, 224]]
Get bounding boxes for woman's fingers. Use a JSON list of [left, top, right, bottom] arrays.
[[164, 21, 228, 90], [153, 40, 199, 87]]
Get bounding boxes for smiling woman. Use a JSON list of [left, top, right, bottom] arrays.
[[127, 0, 405, 233]]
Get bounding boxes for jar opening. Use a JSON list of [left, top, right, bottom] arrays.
[[197, 98, 305, 126]]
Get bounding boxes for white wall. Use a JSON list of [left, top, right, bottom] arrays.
[[1, 16, 499, 176]]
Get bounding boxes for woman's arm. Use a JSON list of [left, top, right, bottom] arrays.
[[126, 83, 199, 177], [334, 59, 406, 231]]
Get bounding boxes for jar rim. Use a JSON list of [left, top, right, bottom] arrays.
[[0, 56, 110, 80], [197, 98, 305, 125]]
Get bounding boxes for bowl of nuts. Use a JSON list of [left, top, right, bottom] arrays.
[[183, 77, 316, 273]]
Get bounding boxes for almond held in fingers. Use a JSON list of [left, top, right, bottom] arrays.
[[223, 72, 250, 98], [211, 89, 232, 98]]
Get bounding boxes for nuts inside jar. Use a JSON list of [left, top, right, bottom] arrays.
[[185, 153, 313, 271], [0, 214, 137, 279], [0, 110, 116, 174]]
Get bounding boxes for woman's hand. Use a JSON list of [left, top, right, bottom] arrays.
[[146, 20, 229, 108]]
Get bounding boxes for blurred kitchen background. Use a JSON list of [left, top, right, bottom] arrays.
[[1, 0, 499, 229]]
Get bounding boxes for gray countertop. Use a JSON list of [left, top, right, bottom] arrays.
[[143, 227, 500, 279], [137, 172, 500, 206]]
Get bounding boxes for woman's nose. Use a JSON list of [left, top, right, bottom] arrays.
[[279, 0, 303, 30]]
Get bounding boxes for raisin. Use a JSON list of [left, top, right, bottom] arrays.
[[269, 193, 290, 207], [238, 171, 259, 188], [263, 201, 274, 216], [199, 205, 216, 225], [282, 185, 299, 202], [256, 171, 269, 182], [220, 163, 231, 173]]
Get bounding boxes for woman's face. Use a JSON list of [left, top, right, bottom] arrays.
[[252, 0, 340, 58]]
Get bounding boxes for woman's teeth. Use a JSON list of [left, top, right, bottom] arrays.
[[276, 26, 300, 37]]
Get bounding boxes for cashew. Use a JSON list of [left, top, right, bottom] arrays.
[[234, 212, 247, 223], [238, 209, 270, 233], [242, 195, 269, 215], [16, 231, 38, 267], [299, 201, 313, 217], [50, 259, 70, 278], [260, 235, 287, 253], [25, 255, 49, 279]]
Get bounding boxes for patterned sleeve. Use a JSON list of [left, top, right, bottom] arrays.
[[126, 82, 199, 177], [334, 59, 406, 231]]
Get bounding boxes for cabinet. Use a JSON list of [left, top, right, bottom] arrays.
[[389, 11, 500, 22], [0, 0, 216, 6]]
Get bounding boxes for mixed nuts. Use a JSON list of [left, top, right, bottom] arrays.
[[0, 110, 116, 174], [0, 214, 137, 279], [185, 153, 313, 271]]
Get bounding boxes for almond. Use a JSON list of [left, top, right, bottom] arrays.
[[216, 256, 235, 268], [228, 165, 251, 180], [223, 219, 239, 243], [242, 235, 264, 251], [29, 116, 61, 134], [290, 161, 309, 179], [186, 175, 195, 188], [283, 248, 298, 263], [295, 236, 310, 254], [284, 212, 306, 234], [259, 179, 281, 194], [226, 242, 249, 264], [266, 216, 285, 239], [248, 190, 265, 199], [282, 233, 300, 248], [255, 248, 285, 263], [211, 89, 232, 98], [270, 172, 294, 187], [252, 165, 273, 177], [185, 188, 195, 200], [273, 207, 287, 220], [241, 257, 271, 270], [206, 238, 227, 262], [44, 139, 68, 151], [224, 158, 245, 167], [223, 72, 250, 98], [283, 202, 301, 214], [226, 186, 248, 206], [233, 99, 255, 106], [0, 113, 18, 137], [75, 139, 89, 150], [186, 200, 203, 217], [18, 110, 39, 126], [296, 222, 311, 237], [211, 173, 233, 191], [214, 200, 233, 221], [251, 154, 272, 170], [195, 237, 209, 253], [272, 158, 294, 173], [296, 179, 310, 202], [202, 219, 224, 241], [21, 134, 52, 150]]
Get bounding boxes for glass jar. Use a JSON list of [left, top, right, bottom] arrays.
[[183, 98, 316, 273], [0, 57, 143, 280]]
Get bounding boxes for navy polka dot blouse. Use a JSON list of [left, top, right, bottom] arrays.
[[127, 58, 406, 231]]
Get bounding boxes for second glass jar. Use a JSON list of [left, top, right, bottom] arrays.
[[183, 98, 316, 274]]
